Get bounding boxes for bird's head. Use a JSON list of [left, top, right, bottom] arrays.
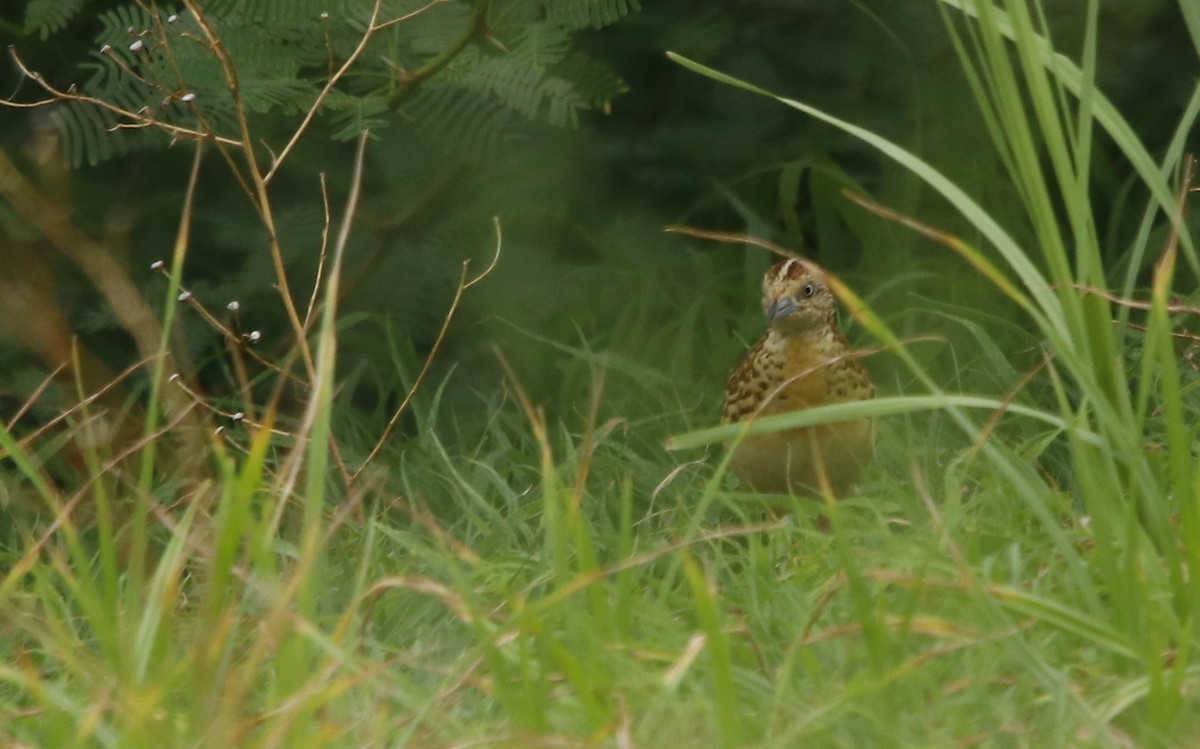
[[761, 258, 837, 332]]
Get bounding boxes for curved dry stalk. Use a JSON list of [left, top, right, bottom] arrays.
[[665, 224, 806, 263], [273, 130, 372, 519], [1066, 285, 1200, 316], [2, 356, 158, 456], [304, 175, 334, 331], [352, 217, 504, 481], [5, 362, 68, 433]]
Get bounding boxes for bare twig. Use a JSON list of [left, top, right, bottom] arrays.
[[150, 265, 303, 384], [959, 353, 1053, 478], [275, 130, 371, 513], [1124, 321, 1200, 344], [841, 190, 1032, 308], [466, 218, 503, 288], [353, 217, 503, 480], [263, 0, 451, 183], [304, 174, 334, 331], [181, 0, 317, 382], [570, 368, 610, 512], [2, 357, 156, 455], [3, 47, 241, 147], [5, 362, 68, 432], [167, 376, 293, 439], [493, 344, 549, 460], [665, 224, 804, 263], [1065, 285, 1200, 316], [742, 343, 889, 427], [1157, 154, 1194, 280]]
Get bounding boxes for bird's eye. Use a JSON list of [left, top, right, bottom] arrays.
[[802, 283, 815, 298]]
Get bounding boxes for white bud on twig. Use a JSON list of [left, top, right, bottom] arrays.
[[150, 260, 164, 270], [231, 412, 245, 422], [180, 92, 196, 103], [100, 45, 112, 54], [226, 300, 240, 312], [168, 14, 179, 23], [248, 330, 261, 343], [129, 40, 144, 53], [168, 372, 181, 382], [214, 425, 225, 436], [177, 291, 192, 302]]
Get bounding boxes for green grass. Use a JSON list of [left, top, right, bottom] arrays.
[[3, 0, 1199, 746]]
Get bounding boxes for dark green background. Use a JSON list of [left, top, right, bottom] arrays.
[[0, 0, 1195, 449]]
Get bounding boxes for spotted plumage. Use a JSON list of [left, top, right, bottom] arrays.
[[722, 258, 875, 496]]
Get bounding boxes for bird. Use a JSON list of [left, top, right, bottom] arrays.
[[721, 258, 875, 496]]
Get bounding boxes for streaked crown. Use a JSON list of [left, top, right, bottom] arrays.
[[761, 258, 837, 331]]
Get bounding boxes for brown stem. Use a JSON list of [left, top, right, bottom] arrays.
[[182, 0, 316, 380]]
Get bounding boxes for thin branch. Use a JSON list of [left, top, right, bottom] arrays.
[[1156, 153, 1195, 282], [263, 0, 451, 184], [739, 344, 888, 428], [665, 224, 805, 263], [959, 353, 1053, 478], [466, 217, 503, 287], [150, 265, 303, 383], [1065, 284, 1200, 316], [181, 0, 316, 381], [1124, 321, 1200, 344], [388, 0, 491, 100], [3, 356, 156, 456], [5, 362, 68, 432], [276, 130, 372, 509], [2, 47, 241, 147], [147, 7, 261, 205], [353, 217, 503, 480], [168, 376, 293, 439], [304, 174, 334, 331], [342, 163, 468, 298]]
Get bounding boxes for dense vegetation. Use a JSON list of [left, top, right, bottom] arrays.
[[1, 0, 1198, 746]]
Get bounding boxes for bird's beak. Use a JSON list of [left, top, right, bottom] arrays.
[[765, 297, 796, 324]]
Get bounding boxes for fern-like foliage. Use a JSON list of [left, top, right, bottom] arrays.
[[544, 0, 641, 30], [23, 0, 635, 167], [204, 0, 333, 22], [22, 0, 84, 40]]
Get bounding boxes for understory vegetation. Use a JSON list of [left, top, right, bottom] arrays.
[[0, 0, 1198, 746]]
